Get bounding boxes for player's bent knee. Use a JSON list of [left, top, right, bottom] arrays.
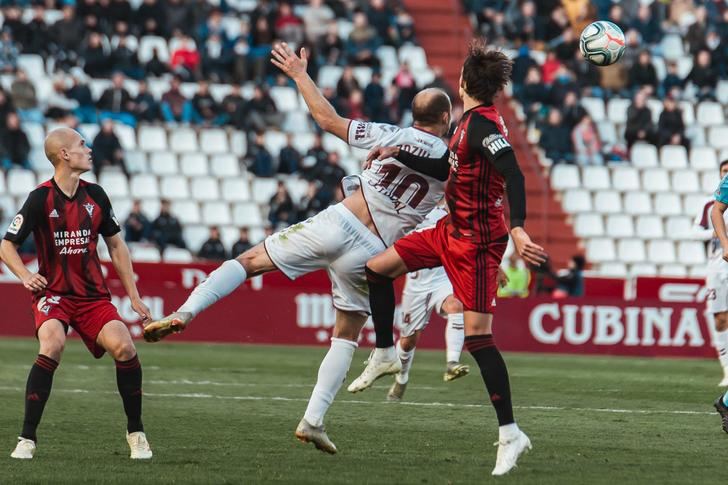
[[441, 296, 463, 315], [110, 341, 137, 362], [236, 244, 274, 277], [400, 335, 417, 351]]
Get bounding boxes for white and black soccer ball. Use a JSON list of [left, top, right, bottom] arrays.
[[579, 20, 626, 66]]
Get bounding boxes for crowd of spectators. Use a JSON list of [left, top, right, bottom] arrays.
[[463, 0, 728, 165]]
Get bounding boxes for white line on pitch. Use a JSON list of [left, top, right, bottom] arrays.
[[0, 386, 715, 416]]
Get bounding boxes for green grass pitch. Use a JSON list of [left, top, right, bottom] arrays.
[[0, 338, 725, 484]]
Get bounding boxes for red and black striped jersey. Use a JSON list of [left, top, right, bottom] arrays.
[[3, 178, 121, 299], [446, 105, 513, 244]]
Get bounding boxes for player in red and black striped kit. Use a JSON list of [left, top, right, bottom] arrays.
[[0, 128, 153, 460], [348, 42, 547, 476]]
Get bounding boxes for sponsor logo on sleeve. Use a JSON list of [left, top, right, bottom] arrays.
[[354, 121, 368, 141], [7, 214, 23, 235], [483, 134, 511, 156], [110, 209, 120, 227]]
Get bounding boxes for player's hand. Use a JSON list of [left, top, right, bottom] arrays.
[[22, 273, 47, 293], [131, 296, 152, 323], [270, 42, 308, 80], [497, 267, 509, 288], [365, 145, 400, 169], [511, 227, 548, 267]]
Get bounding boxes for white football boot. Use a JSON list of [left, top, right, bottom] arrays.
[[492, 430, 532, 476], [10, 437, 36, 459], [347, 348, 401, 393], [295, 418, 337, 454], [127, 431, 153, 459]]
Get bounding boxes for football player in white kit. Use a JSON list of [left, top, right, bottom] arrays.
[[693, 160, 728, 386], [142, 43, 451, 453]]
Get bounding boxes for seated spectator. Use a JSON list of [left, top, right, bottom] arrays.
[[161, 75, 194, 123], [132, 80, 159, 122], [135, 0, 165, 36], [364, 72, 387, 122], [685, 5, 708, 55], [247, 131, 274, 177], [113, 35, 143, 80], [0, 29, 19, 74], [346, 11, 381, 67], [170, 34, 201, 81], [551, 255, 586, 298], [343, 89, 365, 120], [46, 78, 78, 120], [336, 66, 361, 101], [145, 48, 170, 78], [541, 50, 562, 85], [246, 85, 283, 131], [631, 4, 661, 45], [298, 181, 327, 220], [250, 16, 275, 81], [190, 80, 219, 125], [67, 74, 97, 124], [539, 108, 574, 164], [198, 226, 227, 261], [268, 181, 296, 228], [657, 97, 688, 148], [124, 199, 151, 242], [220, 84, 246, 127], [394, 7, 415, 45], [552, 27, 579, 63], [599, 61, 628, 97], [625, 90, 655, 148], [81, 32, 111, 78], [497, 254, 530, 298], [506, 0, 541, 43], [367, 0, 394, 42], [511, 45, 538, 89], [152, 199, 186, 252], [278, 134, 301, 174], [50, 7, 83, 69], [92, 119, 128, 177], [567, 49, 601, 97], [163, 0, 193, 35], [318, 21, 344, 66], [232, 21, 251, 83], [394, 62, 417, 114], [23, 6, 52, 57], [301, 133, 328, 180], [275, 1, 304, 44], [97, 72, 136, 127], [231, 227, 253, 256], [661, 62, 682, 98], [201, 33, 233, 83], [628, 50, 658, 95], [561, 91, 587, 130], [0, 112, 30, 170], [303, 0, 334, 42], [571, 113, 603, 165], [0, 88, 15, 127], [685, 49, 718, 101], [318, 151, 347, 199], [520, 67, 549, 121], [11, 70, 44, 124]]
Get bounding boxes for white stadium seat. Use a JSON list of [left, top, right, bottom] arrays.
[[592, 191, 622, 214], [665, 216, 693, 240], [398, 45, 428, 71], [678, 241, 706, 265], [690, 146, 718, 171], [270, 87, 299, 112], [702, 172, 719, 193], [659, 264, 687, 276], [232, 202, 263, 227], [550, 164, 580, 190], [586, 238, 616, 263], [618, 239, 646, 263], [200, 129, 229, 154], [683, 194, 708, 216], [317, 65, 343, 88], [191, 177, 220, 201], [377, 46, 399, 70], [169, 127, 199, 153], [597, 122, 618, 146], [623, 192, 652, 215], [671, 169, 700, 194], [629, 263, 657, 276], [7, 170, 35, 196], [631, 143, 658, 168], [0, 171, 5, 192], [138, 36, 170, 63], [125, 151, 148, 174], [183, 225, 209, 252], [180, 153, 210, 176], [149, 152, 179, 175], [709, 126, 728, 149], [696, 102, 725, 126], [690, 265, 708, 278], [646, 99, 663, 124], [264, 131, 288, 157], [561, 189, 592, 213], [718, 80, 728, 104], [606, 214, 634, 238], [201, 201, 232, 225], [23, 123, 45, 147], [606, 98, 630, 124], [230, 131, 247, 156], [285, 178, 310, 205], [635, 215, 664, 239], [138, 126, 167, 151], [283, 111, 312, 134], [580, 97, 605, 121], [17, 54, 45, 79], [654, 193, 682, 216], [114, 124, 137, 150], [573, 213, 604, 237], [322, 132, 350, 157], [160, 175, 190, 200], [598, 262, 628, 277], [80, 172, 97, 184], [252, 178, 280, 205], [612, 166, 640, 191], [221, 178, 251, 202], [292, 132, 315, 154], [210, 154, 241, 177], [582, 166, 610, 190], [660, 145, 688, 168], [641, 168, 670, 193], [647, 240, 676, 264], [130, 244, 161, 263], [130, 174, 159, 199], [171, 200, 201, 225], [99, 172, 129, 198], [163, 247, 194, 263], [661, 35, 684, 61]]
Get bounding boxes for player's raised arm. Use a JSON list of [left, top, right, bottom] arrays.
[[271, 43, 350, 142], [367, 145, 451, 181]]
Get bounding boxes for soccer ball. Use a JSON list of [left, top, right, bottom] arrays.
[[579, 21, 626, 66]]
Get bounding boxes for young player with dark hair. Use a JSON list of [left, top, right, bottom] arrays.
[[1, 128, 153, 460], [348, 41, 547, 475]]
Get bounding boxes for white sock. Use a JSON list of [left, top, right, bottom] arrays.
[[177, 260, 247, 317], [374, 346, 396, 361], [395, 340, 415, 385], [303, 338, 357, 427], [446, 313, 465, 363], [498, 422, 520, 442], [717, 330, 728, 369]]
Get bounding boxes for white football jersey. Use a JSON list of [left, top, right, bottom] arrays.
[[342, 120, 448, 247], [404, 206, 451, 292], [694, 198, 728, 273]]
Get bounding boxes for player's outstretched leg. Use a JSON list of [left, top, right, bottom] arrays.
[[443, 298, 469, 382], [714, 392, 728, 433], [713, 313, 728, 386], [98, 321, 152, 459], [388, 338, 416, 402], [464, 314, 530, 476], [11, 320, 65, 460]]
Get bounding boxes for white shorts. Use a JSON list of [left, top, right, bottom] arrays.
[[707, 272, 728, 314], [264, 204, 386, 314], [399, 267, 453, 338]]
